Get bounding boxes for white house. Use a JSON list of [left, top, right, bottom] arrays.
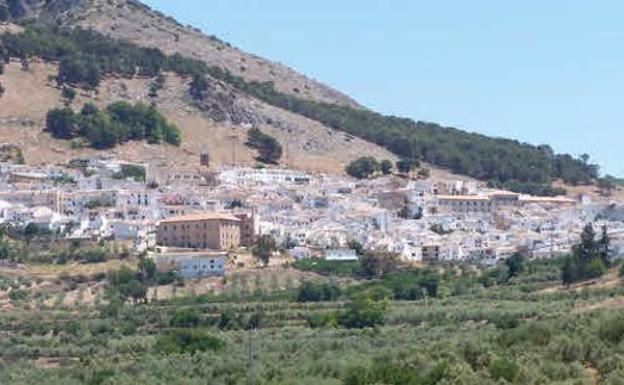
[[324, 249, 358, 262]]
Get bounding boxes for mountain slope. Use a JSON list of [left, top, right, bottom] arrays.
[[0, 0, 601, 190], [0, 57, 394, 172], [1, 0, 360, 108]]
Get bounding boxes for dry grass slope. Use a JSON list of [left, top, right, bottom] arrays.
[[0, 60, 395, 172]]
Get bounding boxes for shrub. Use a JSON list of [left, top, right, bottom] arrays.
[[83, 248, 108, 264], [598, 314, 624, 345], [169, 308, 202, 328], [337, 292, 387, 329], [346, 157, 380, 179], [113, 164, 146, 182], [488, 358, 520, 382], [380, 159, 393, 175], [297, 281, 341, 302], [499, 322, 552, 347], [154, 329, 224, 355], [396, 158, 420, 173]]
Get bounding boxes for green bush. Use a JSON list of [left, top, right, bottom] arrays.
[[488, 358, 520, 382], [154, 329, 224, 355], [598, 314, 624, 345], [297, 281, 341, 302], [346, 157, 380, 179], [169, 308, 202, 328], [337, 293, 387, 329]]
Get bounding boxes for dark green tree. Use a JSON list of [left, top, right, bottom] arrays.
[[246, 128, 282, 164], [360, 252, 400, 278], [337, 291, 388, 329], [346, 157, 380, 179], [0, 5, 10, 22], [562, 223, 607, 285], [505, 253, 526, 281], [396, 158, 420, 173], [380, 159, 393, 175], [252, 235, 278, 267], [46, 107, 77, 139], [598, 225, 612, 268]]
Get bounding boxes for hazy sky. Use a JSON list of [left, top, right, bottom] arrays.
[[143, 0, 623, 177]]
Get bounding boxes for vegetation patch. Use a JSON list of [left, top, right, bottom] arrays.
[[46, 102, 181, 149], [245, 128, 282, 164]]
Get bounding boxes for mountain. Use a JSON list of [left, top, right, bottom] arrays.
[[0, 0, 600, 192]]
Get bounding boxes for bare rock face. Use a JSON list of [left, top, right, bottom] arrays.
[[189, 77, 262, 127]]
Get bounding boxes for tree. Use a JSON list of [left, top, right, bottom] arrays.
[[505, 253, 526, 281], [396, 158, 420, 173], [155, 329, 224, 355], [46, 108, 77, 139], [189, 74, 208, 101], [337, 291, 388, 329], [346, 157, 380, 179], [598, 225, 612, 268], [597, 176, 617, 197], [297, 281, 341, 302], [0, 5, 10, 22], [347, 240, 364, 256], [246, 128, 282, 164], [578, 223, 598, 264], [360, 252, 400, 278], [380, 159, 393, 175], [252, 235, 277, 267], [23, 223, 40, 243], [561, 255, 579, 286], [561, 223, 607, 285], [61, 86, 76, 106], [418, 168, 431, 179], [138, 256, 157, 282], [169, 308, 201, 328], [46, 102, 181, 148]]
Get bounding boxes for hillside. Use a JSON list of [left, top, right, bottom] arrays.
[[0, 58, 393, 172], [0, 0, 602, 191], [1, 0, 359, 107]]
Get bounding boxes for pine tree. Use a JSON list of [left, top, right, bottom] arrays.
[[561, 223, 607, 285], [577, 223, 598, 264], [597, 225, 612, 268]]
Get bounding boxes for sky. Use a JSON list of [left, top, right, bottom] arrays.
[[143, 0, 623, 177]]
